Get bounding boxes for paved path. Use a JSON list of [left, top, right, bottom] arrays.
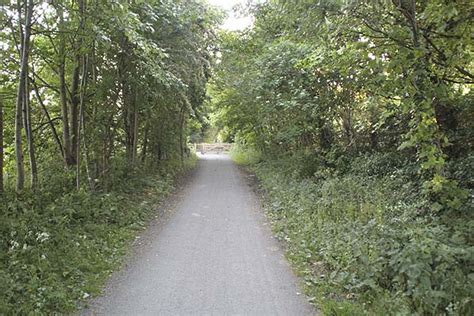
[[83, 154, 314, 315]]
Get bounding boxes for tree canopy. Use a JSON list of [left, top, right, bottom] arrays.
[[0, 0, 222, 192], [1, 0, 221, 312], [211, 0, 473, 211], [209, 0, 473, 314]]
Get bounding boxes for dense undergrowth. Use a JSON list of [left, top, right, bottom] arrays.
[[232, 146, 473, 315], [0, 157, 196, 314]]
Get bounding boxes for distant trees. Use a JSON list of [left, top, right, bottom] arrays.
[[0, 0, 221, 192]]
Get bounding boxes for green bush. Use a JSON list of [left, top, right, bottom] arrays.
[[238, 150, 473, 315], [0, 157, 196, 314], [230, 145, 262, 165]]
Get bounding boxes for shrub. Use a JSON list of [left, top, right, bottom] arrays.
[[0, 157, 196, 314], [239, 150, 474, 315]]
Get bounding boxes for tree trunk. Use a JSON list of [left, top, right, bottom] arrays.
[[179, 108, 185, 166], [123, 89, 138, 165], [24, 70, 38, 187], [71, 0, 87, 166], [0, 96, 3, 193], [341, 106, 357, 152], [31, 77, 64, 158], [71, 58, 81, 164], [76, 55, 89, 190], [318, 117, 333, 151], [76, 0, 88, 190], [132, 101, 139, 163], [15, 0, 34, 192], [434, 97, 458, 158], [58, 5, 74, 166], [141, 122, 149, 163], [395, 0, 446, 176]]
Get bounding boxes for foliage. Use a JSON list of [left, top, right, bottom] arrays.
[[233, 145, 473, 315], [0, 0, 221, 192], [230, 142, 262, 165], [0, 156, 196, 314], [212, 0, 473, 211], [0, 0, 216, 313], [215, 0, 473, 313]]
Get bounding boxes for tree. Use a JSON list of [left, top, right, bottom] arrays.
[[211, 0, 473, 209], [0, 95, 3, 193], [0, 0, 221, 191], [14, 0, 35, 191]]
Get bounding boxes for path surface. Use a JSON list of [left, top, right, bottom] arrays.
[[83, 154, 314, 315]]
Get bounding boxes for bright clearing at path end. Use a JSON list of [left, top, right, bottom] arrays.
[[207, 0, 253, 31]]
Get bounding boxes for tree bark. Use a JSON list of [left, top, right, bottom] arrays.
[[395, 0, 446, 175], [0, 96, 3, 193], [15, 0, 34, 192], [71, 58, 81, 164], [123, 90, 138, 165], [57, 5, 74, 166], [179, 107, 186, 166], [341, 105, 357, 152], [141, 122, 149, 163], [132, 100, 139, 163], [71, 0, 86, 166], [76, 0, 87, 190], [76, 55, 89, 190], [31, 77, 64, 158], [24, 70, 38, 187]]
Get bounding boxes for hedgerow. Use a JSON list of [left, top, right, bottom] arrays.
[[236, 149, 473, 315]]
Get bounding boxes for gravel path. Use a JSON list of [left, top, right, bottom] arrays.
[[82, 154, 314, 315]]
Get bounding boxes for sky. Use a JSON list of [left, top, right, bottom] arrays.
[[207, 0, 253, 31]]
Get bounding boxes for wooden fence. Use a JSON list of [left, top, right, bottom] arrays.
[[193, 143, 233, 154]]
